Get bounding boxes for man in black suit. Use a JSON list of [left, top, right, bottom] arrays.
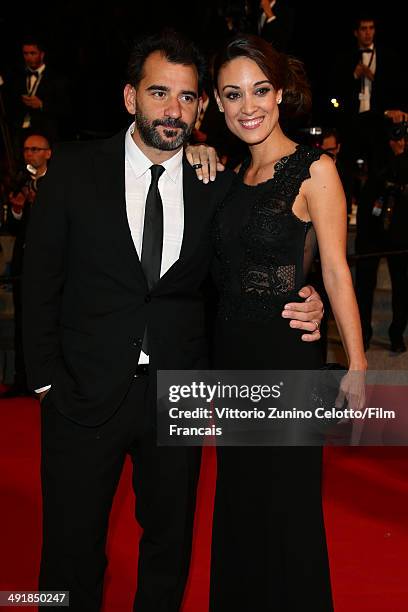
[[331, 16, 407, 175], [4, 37, 72, 150], [22, 30, 324, 611], [355, 129, 408, 352], [258, 0, 295, 52]]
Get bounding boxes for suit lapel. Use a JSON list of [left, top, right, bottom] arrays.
[[93, 138, 211, 288], [157, 157, 212, 284], [93, 130, 147, 286]]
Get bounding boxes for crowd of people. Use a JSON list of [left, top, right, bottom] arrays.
[[1, 9, 407, 396], [0, 6, 406, 610]]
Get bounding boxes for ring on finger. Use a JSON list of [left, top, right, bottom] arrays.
[[192, 163, 203, 169], [312, 320, 320, 331]]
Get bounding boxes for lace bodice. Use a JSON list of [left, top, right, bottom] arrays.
[[212, 144, 323, 321]]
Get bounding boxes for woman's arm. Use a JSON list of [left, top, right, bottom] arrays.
[[305, 154, 367, 372]]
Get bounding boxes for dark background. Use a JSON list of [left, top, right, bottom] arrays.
[[1, 0, 407, 133]]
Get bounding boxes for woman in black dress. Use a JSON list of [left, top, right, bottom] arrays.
[[189, 34, 367, 611]]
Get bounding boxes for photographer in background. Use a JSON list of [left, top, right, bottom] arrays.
[[0, 132, 52, 398], [355, 119, 408, 353]]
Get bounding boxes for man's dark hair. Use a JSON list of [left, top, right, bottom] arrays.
[[21, 36, 46, 52], [353, 16, 377, 30], [127, 29, 207, 95]]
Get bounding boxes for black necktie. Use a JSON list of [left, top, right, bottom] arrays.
[[26, 69, 39, 96], [140, 164, 165, 354]]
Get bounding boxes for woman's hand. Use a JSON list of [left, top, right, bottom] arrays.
[[185, 144, 225, 183], [335, 369, 366, 413]]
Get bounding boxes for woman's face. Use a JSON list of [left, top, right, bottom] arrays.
[[215, 56, 282, 146]]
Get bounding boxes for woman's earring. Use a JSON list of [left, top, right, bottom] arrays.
[[277, 97, 282, 105]]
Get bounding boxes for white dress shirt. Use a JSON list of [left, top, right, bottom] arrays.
[[23, 63, 46, 128], [125, 123, 185, 363], [358, 45, 376, 113]]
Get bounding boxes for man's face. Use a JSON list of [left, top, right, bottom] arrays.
[[23, 45, 45, 70], [354, 20, 375, 48], [23, 135, 51, 171], [321, 135, 340, 159], [124, 51, 202, 154]]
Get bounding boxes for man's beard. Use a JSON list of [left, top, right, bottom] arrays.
[[135, 109, 194, 151]]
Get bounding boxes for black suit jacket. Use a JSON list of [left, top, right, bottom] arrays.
[[332, 44, 406, 117], [259, 1, 295, 53], [356, 150, 408, 253], [22, 131, 234, 425], [5, 66, 73, 141]]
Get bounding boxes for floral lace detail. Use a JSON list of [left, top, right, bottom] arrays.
[[242, 264, 296, 296], [212, 145, 322, 321]]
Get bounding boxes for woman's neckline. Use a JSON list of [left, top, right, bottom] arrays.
[[240, 143, 301, 188]]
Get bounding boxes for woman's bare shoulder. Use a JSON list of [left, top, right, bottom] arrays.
[[309, 151, 337, 177]]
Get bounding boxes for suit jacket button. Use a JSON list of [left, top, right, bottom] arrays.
[[144, 294, 151, 303]]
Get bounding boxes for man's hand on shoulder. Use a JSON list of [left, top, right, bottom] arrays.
[[185, 144, 225, 184], [282, 285, 324, 342]]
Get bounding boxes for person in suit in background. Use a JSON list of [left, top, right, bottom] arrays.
[[4, 37, 72, 153], [257, 0, 295, 52], [331, 16, 407, 181], [0, 132, 51, 398], [355, 123, 408, 352], [22, 30, 324, 611]]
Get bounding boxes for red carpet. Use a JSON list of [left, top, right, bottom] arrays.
[[0, 398, 407, 611]]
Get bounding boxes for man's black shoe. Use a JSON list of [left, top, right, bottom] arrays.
[[390, 339, 407, 354]]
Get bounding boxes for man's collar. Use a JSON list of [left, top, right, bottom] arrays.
[[36, 167, 47, 179], [125, 122, 183, 183], [26, 63, 46, 74]]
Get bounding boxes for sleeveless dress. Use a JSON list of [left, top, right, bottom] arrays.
[[210, 145, 334, 611]]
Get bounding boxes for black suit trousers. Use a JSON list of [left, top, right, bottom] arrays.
[[356, 252, 408, 343], [39, 376, 201, 611]]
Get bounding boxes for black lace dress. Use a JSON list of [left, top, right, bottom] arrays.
[[210, 145, 334, 611]]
